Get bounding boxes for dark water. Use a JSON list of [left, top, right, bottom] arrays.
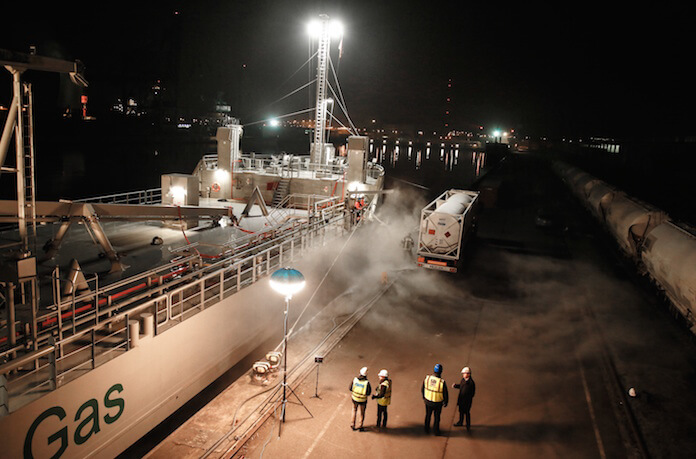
[[1, 114, 504, 202], [0, 115, 215, 201], [375, 139, 507, 200], [0, 119, 316, 202]]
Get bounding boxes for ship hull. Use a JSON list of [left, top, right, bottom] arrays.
[[0, 276, 282, 459]]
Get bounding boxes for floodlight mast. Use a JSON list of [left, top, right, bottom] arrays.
[[310, 15, 334, 165]]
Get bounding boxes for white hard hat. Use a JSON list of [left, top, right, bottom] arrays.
[[378, 369, 389, 378], [359, 366, 368, 376], [462, 367, 471, 374]]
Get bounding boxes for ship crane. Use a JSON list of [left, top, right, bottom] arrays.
[[0, 48, 88, 254], [0, 49, 88, 360]]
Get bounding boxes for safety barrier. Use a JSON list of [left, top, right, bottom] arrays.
[[74, 187, 162, 205], [0, 210, 347, 414]]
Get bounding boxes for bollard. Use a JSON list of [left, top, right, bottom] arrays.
[[141, 313, 154, 338], [129, 320, 140, 348]]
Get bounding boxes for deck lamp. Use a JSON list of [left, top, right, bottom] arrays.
[[269, 267, 306, 435]]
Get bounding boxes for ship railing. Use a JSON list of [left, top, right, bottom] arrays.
[[0, 210, 349, 415], [210, 154, 382, 182], [265, 194, 343, 227], [366, 163, 385, 180], [74, 187, 162, 205], [237, 156, 347, 179]]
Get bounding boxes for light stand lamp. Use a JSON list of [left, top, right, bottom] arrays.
[[269, 267, 311, 436]]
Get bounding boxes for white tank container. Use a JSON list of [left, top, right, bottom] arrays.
[[577, 175, 601, 201], [586, 181, 617, 220], [570, 171, 595, 200], [420, 192, 473, 255], [564, 168, 585, 188], [604, 195, 668, 258], [641, 222, 696, 324]]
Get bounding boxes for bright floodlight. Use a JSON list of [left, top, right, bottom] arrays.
[[493, 130, 501, 138], [307, 18, 343, 38], [329, 20, 344, 38], [269, 118, 280, 127], [170, 185, 186, 202], [214, 168, 228, 181], [270, 268, 306, 298], [307, 20, 322, 37]]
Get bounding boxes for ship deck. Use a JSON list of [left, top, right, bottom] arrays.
[[131, 153, 695, 458]]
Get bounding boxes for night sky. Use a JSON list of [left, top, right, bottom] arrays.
[[2, 1, 693, 139]]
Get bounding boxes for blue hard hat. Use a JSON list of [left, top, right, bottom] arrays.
[[434, 363, 442, 374]]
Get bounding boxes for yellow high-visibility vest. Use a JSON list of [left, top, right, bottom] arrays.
[[377, 379, 392, 406], [423, 375, 444, 402], [352, 377, 369, 403]]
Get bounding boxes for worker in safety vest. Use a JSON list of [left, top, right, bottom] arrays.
[[353, 196, 365, 224], [371, 369, 392, 428], [421, 363, 448, 435], [349, 366, 372, 431]]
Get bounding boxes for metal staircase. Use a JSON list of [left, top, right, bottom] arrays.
[[271, 178, 291, 207]]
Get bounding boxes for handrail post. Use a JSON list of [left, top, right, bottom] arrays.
[[91, 329, 96, 369], [95, 274, 100, 325], [0, 374, 8, 416], [48, 336, 58, 390], [200, 277, 205, 311], [125, 314, 130, 351], [71, 282, 76, 336], [219, 271, 224, 301]]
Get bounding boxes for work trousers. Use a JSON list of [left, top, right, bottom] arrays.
[[457, 406, 471, 429], [424, 402, 443, 434], [351, 401, 366, 429], [376, 405, 388, 427]]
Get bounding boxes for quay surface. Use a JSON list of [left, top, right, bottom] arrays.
[[140, 153, 696, 458]]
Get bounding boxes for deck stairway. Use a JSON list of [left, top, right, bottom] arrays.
[[271, 178, 290, 207], [266, 193, 293, 227]]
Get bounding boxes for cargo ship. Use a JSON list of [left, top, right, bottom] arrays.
[[0, 15, 383, 458]]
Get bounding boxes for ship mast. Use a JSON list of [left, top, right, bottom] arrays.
[[309, 15, 340, 165]]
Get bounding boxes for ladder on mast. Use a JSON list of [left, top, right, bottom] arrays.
[[21, 83, 37, 241], [311, 16, 331, 164]]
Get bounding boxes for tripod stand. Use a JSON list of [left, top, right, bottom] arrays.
[[278, 295, 313, 437]]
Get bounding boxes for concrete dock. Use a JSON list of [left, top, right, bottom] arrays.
[[141, 153, 696, 458]]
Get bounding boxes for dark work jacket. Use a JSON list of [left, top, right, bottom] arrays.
[[453, 377, 475, 410]]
